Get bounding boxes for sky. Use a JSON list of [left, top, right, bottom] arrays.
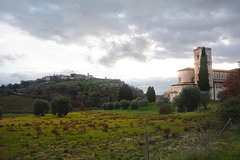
[[0, 0, 239, 94]]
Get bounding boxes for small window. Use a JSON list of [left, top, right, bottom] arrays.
[[197, 54, 199, 60], [179, 77, 181, 83]]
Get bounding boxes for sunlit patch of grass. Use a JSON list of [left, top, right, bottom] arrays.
[[0, 104, 238, 159], [0, 111, 196, 159]]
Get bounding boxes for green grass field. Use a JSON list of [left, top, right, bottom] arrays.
[[0, 95, 34, 113], [0, 102, 239, 159]]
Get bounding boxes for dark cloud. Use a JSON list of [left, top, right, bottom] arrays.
[[212, 42, 240, 63], [99, 36, 150, 66], [0, 0, 239, 65]]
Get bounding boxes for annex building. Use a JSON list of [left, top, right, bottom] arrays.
[[164, 47, 230, 101]]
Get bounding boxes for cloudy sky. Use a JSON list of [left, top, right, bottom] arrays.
[[0, 0, 239, 94]]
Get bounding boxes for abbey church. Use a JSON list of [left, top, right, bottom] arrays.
[[164, 47, 230, 101]]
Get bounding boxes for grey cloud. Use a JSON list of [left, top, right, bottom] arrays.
[[0, 54, 25, 66], [0, 0, 240, 64], [0, 0, 127, 43], [126, 0, 240, 62], [0, 69, 73, 85], [212, 42, 240, 63], [0, 71, 35, 85], [99, 36, 150, 66]]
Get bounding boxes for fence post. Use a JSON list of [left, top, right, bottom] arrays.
[[145, 131, 149, 160], [218, 117, 232, 138]]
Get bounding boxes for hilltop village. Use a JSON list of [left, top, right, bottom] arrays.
[[42, 73, 94, 82]]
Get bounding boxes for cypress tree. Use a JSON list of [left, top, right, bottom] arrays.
[[198, 47, 210, 91], [118, 84, 133, 101], [146, 86, 156, 102]]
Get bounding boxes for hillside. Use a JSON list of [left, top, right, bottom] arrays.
[[0, 77, 145, 112], [0, 95, 34, 113]]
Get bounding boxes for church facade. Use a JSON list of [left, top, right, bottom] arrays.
[[164, 47, 230, 101]]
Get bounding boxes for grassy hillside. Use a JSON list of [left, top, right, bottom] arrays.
[[0, 103, 239, 159], [18, 78, 132, 108], [0, 95, 34, 113], [0, 78, 145, 111]]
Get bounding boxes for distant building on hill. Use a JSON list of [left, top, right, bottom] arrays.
[[60, 75, 70, 80], [42, 76, 51, 81], [86, 73, 94, 80], [42, 73, 94, 81], [70, 73, 86, 80], [164, 47, 231, 101]]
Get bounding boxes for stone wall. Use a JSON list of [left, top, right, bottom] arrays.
[[213, 70, 229, 80], [178, 68, 194, 84]]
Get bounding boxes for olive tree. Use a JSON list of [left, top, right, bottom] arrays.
[[51, 96, 72, 117], [33, 99, 50, 116], [130, 99, 139, 110], [120, 100, 130, 109], [173, 87, 201, 112]]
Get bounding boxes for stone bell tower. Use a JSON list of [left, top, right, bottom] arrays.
[[193, 47, 213, 96]]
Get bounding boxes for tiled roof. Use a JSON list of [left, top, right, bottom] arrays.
[[178, 67, 194, 72], [172, 83, 196, 86], [213, 69, 231, 72]]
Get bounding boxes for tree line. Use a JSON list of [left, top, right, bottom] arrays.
[[0, 79, 146, 109]]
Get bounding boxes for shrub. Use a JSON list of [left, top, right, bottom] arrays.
[[51, 96, 73, 117], [172, 95, 183, 112], [200, 91, 211, 109], [217, 91, 225, 102], [106, 102, 114, 110], [120, 100, 130, 109], [173, 87, 201, 112], [33, 99, 50, 116], [156, 99, 165, 107], [158, 95, 169, 103], [138, 98, 149, 108], [159, 103, 174, 114], [102, 102, 114, 110], [0, 106, 2, 117], [114, 102, 120, 110], [223, 68, 240, 98], [216, 94, 240, 123], [102, 103, 107, 110], [130, 99, 139, 110]]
